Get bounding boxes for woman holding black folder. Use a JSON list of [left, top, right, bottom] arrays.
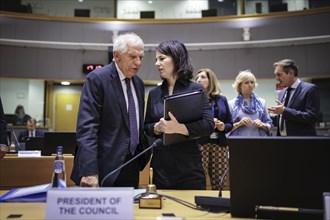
[[195, 68, 233, 190], [144, 40, 214, 190]]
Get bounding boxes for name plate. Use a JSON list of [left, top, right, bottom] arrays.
[[18, 150, 41, 157], [45, 187, 134, 220]]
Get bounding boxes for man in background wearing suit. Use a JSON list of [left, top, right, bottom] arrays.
[[0, 97, 8, 159], [268, 59, 320, 136], [70, 32, 150, 188], [18, 118, 44, 142]]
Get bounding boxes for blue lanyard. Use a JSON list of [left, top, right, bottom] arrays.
[[211, 99, 215, 118]]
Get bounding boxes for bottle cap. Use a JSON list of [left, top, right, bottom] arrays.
[[57, 145, 63, 152]]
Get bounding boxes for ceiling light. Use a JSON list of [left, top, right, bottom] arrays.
[[61, 81, 71, 86]]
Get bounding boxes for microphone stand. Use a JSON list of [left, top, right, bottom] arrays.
[[11, 128, 21, 151], [219, 167, 230, 197], [195, 147, 231, 212], [100, 139, 162, 187]]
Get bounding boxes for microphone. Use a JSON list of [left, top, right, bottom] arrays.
[[100, 139, 163, 187], [195, 150, 231, 213], [195, 196, 230, 213], [11, 128, 22, 151]]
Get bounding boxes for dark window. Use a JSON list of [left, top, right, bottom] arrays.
[[202, 9, 217, 17], [74, 9, 90, 17], [140, 11, 155, 19]]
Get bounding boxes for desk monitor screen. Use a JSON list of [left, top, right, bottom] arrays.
[[228, 136, 330, 220], [25, 137, 44, 152], [44, 132, 76, 156], [4, 114, 16, 125]]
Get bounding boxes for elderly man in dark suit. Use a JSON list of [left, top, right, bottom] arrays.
[[18, 118, 44, 142], [268, 59, 320, 136], [70, 32, 150, 188]]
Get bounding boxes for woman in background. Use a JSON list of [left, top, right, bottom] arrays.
[[195, 68, 233, 190], [14, 105, 31, 126], [144, 40, 214, 190], [228, 70, 273, 136]]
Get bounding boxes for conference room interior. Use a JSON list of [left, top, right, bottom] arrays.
[[0, 1, 330, 219]]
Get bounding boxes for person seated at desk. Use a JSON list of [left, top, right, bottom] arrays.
[[14, 105, 31, 126], [18, 118, 44, 142]]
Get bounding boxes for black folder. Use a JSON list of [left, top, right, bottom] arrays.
[[163, 89, 204, 146]]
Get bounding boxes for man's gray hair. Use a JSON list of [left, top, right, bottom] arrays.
[[113, 32, 144, 54]]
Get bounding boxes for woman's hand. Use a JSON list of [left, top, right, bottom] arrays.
[[153, 120, 164, 135], [160, 111, 188, 135], [233, 117, 252, 130], [214, 118, 225, 131], [253, 119, 269, 132]]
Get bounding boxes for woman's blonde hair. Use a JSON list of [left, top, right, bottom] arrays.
[[232, 69, 258, 94]]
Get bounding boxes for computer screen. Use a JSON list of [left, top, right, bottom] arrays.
[[43, 132, 76, 156], [4, 114, 16, 125], [228, 136, 330, 220], [25, 137, 44, 152]]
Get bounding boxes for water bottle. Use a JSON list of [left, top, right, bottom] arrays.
[[51, 146, 67, 188]]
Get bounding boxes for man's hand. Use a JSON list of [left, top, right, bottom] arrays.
[[80, 175, 99, 187], [268, 99, 285, 115], [0, 145, 7, 159]]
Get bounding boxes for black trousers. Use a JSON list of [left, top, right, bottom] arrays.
[[151, 143, 206, 190]]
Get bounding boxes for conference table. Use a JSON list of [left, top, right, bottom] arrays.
[[0, 190, 246, 220], [0, 155, 248, 219]]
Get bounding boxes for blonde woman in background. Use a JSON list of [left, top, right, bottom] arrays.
[[195, 68, 233, 190], [228, 70, 273, 136]]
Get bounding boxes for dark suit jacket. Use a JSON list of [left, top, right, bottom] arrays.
[[197, 95, 233, 146], [70, 62, 149, 186], [18, 129, 44, 142], [277, 81, 320, 136], [145, 79, 214, 142]]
